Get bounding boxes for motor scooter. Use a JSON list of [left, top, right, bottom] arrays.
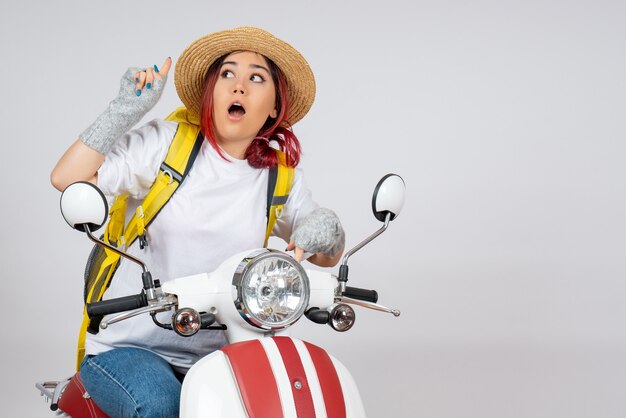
[[37, 174, 405, 418]]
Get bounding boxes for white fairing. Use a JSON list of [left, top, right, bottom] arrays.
[[306, 269, 337, 310], [374, 174, 406, 219], [60, 182, 108, 229]]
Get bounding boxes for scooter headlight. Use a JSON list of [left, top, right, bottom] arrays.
[[233, 249, 310, 330]]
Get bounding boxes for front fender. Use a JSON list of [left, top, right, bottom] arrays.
[[180, 336, 365, 418]]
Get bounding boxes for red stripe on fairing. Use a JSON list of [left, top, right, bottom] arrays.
[[273, 337, 317, 418], [304, 341, 347, 418], [222, 340, 284, 418]]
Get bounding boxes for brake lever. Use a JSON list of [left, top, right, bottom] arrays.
[[336, 296, 401, 317], [100, 294, 178, 329]]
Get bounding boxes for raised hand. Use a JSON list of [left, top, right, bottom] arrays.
[[52, 57, 175, 191], [79, 57, 173, 155]]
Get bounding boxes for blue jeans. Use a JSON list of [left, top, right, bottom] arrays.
[[80, 347, 182, 418]]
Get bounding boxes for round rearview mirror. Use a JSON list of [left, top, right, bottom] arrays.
[[60, 182, 108, 232], [372, 174, 406, 222]]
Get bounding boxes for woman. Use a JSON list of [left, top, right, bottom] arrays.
[[51, 27, 345, 418]]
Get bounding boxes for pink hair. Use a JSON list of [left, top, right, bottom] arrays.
[[199, 54, 301, 168]]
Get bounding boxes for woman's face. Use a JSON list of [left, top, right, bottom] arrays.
[[212, 51, 277, 155]]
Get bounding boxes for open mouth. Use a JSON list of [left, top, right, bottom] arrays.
[[228, 103, 246, 118]]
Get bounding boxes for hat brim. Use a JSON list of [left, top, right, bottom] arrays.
[[174, 27, 315, 126]]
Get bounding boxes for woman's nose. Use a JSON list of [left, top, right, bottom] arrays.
[[232, 81, 245, 95]]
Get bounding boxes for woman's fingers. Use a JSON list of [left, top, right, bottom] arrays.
[[131, 57, 171, 95], [154, 57, 172, 80], [132, 70, 142, 87], [134, 70, 147, 96], [294, 247, 305, 262], [145, 67, 154, 90], [286, 240, 305, 262]]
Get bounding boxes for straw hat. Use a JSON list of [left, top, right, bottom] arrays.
[[174, 26, 316, 125]]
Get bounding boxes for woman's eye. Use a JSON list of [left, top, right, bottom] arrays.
[[250, 74, 265, 83], [221, 70, 235, 78]]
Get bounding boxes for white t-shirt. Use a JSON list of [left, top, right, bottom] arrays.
[[85, 119, 318, 372]]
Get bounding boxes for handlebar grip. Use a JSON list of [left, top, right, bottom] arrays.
[[344, 286, 378, 303], [87, 293, 148, 317]]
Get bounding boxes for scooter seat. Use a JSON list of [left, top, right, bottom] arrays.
[[58, 373, 109, 418]]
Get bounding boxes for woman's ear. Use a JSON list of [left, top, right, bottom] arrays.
[[270, 108, 278, 119]]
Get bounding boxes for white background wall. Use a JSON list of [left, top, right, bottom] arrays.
[[1, 0, 625, 417]]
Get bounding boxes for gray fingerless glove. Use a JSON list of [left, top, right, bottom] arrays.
[[79, 67, 167, 154], [291, 208, 345, 258]]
